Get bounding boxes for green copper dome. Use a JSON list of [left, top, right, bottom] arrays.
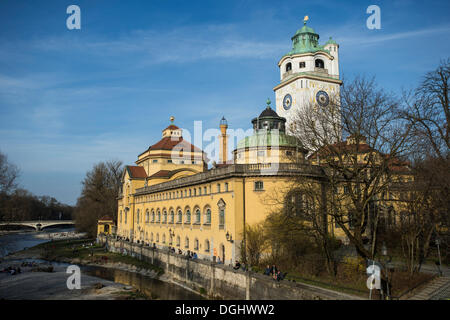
[[284, 20, 330, 56], [325, 36, 337, 45], [236, 99, 302, 150], [294, 24, 316, 36], [237, 131, 299, 149]]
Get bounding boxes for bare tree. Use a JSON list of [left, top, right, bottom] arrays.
[[0, 151, 19, 195], [400, 59, 450, 269], [264, 181, 338, 276], [239, 223, 267, 266], [402, 58, 449, 160], [289, 76, 410, 261]]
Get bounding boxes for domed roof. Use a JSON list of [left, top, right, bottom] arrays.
[[259, 106, 279, 118], [257, 98, 280, 118], [325, 36, 337, 45], [284, 18, 331, 56], [294, 24, 317, 36]]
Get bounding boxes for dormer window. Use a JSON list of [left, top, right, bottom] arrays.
[[315, 59, 324, 68], [299, 62, 306, 68], [285, 62, 292, 72]]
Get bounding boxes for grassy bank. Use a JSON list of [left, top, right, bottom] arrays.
[[13, 238, 164, 277]]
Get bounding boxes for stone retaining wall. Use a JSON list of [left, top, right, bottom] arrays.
[[98, 235, 360, 300]]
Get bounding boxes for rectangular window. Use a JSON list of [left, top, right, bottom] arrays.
[[168, 160, 172, 163], [225, 182, 229, 192], [299, 61, 305, 68], [152, 159, 158, 163], [257, 150, 266, 157], [217, 184, 221, 193], [254, 181, 264, 191]]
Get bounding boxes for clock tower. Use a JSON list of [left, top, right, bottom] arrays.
[[273, 17, 342, 133]]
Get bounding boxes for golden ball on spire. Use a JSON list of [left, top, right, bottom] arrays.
[[170, 116, 175, 123]]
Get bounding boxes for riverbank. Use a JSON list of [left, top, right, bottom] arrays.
[[0, 238, 201, 300], [0, 258, 143, 299]]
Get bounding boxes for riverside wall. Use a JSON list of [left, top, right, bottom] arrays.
[[98, 235, 359, 300]]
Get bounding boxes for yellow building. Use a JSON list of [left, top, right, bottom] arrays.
[[115, 102, 323, 265], [97, 216, 115, 236], [104, 20, 414, 265]]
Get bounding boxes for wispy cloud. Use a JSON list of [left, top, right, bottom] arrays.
[[28, 24, 286, 65], [337, 25, 450, 46]]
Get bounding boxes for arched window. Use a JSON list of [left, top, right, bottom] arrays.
[[205, 240, 210, 252], [185, 237, 189, 248], [285, 62, 292, 72], [145, 210, 149, 223], [151, 210, 155, 222], [219, 208, 225, 229], [299, 61, 306, 68], [120, 210, 122, 223], [315, 59, 324, 68], [194, 238, 199, 250], [177, 210, 182, 223], [204, 208, 211, 225], [150, 233, 153, 242], [125, 211, 127, 224], [285, 190, 314, 219], [218, 199, 226, 229], [170, 210, 174, 223], [163, 210, 167, 223], [185, 209, 191, 224], [157, 210, 161, 223], [137, 209, 140, 224], [156, 233, 159, 242], [195, 208, 201, 224], [176, 236, 180, 247], [162, 234, 166, 244]]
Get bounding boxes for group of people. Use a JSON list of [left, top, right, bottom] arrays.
[[233, 260, 248, 271], [166, 247, 199, 260], [264, 265, 286, 282], [1, 265, 21, 275]]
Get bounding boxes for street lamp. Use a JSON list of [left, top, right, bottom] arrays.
[[226, 231, 233, 243], [381, 242, 392, 300], [435, 239, 443, 276]]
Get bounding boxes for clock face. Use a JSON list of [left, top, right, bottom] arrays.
[[283, 94, 292, 110], [316, 90, 330, 107]]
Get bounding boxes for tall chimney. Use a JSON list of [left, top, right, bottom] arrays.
[[219, 116, 228, 164]]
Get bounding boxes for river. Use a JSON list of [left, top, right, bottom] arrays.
[[0, 228, 203, 299]]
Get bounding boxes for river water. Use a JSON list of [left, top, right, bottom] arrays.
[[0, 227, 71, 258], [0, 228, 202, 299]]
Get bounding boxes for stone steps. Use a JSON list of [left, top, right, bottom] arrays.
[[408, 277, 450, 300]]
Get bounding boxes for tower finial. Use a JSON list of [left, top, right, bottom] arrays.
[[266, 98, 271, 109], [170, 116, 175, 123], [303, 15, 309, 25]]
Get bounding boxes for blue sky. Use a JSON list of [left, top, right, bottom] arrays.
[[0, 0, 449, 205]]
